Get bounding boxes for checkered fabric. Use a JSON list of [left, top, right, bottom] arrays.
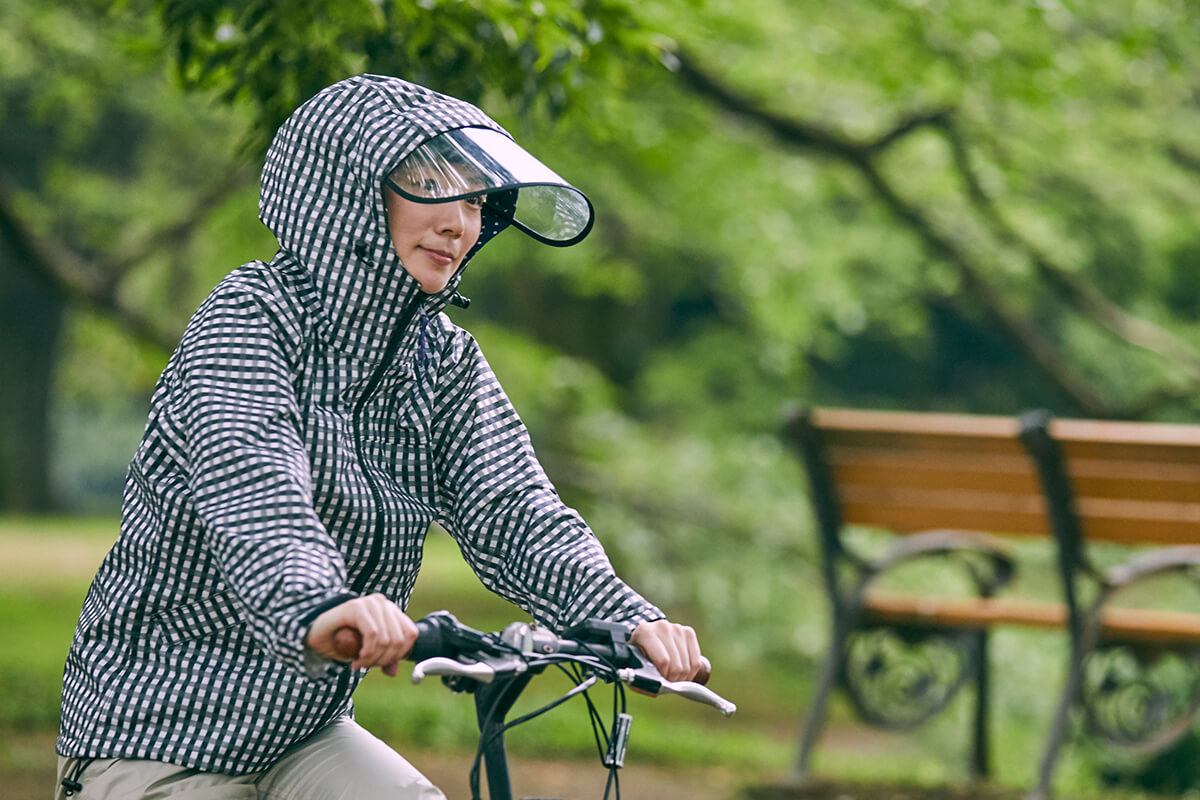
[[57, 74, 663, 775]]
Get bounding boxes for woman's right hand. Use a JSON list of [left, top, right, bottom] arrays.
[[305, 593, 418, 676]]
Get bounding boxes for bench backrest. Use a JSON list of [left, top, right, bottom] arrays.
[[1040, 416, 1200, 546], [787, 407, 1200, 547], [786, 407, 1046, 539]]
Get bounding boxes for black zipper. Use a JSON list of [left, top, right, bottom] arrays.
[[348, 293, 424, 593], [321, 294, 421, 714]]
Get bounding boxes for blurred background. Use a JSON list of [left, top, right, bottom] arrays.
[[3, 0, 1200, 797]]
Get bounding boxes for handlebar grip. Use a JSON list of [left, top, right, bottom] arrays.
[[407, 616, 445, 663], [695, 656, 712, 686], [332, 626, 362, 662], [331, 616, 442, 664]]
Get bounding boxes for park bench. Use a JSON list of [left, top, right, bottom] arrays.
[[782, 406, 1200, 798]]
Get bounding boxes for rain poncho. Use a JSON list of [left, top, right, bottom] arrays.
[[57, 74, 662, 774]]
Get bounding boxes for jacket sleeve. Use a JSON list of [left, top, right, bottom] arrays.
[[431, 331, 664, 632], [168, 278, 355, 678]]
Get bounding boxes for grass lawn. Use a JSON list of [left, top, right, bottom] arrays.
[[0, 517, 794, 798]]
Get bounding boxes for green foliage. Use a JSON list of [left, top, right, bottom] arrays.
[[0, 588, 79, 730], [0, 0, 271, 351], [139, 0, 675, 152], [663, 0, 1200, 419]]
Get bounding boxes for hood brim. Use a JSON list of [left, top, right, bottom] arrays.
[[384, 127, 594, 247]]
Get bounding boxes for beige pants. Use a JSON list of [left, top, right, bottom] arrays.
[[54, 717, 445, 799]]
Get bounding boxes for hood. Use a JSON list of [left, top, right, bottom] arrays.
[[259, 74, 513, 360]]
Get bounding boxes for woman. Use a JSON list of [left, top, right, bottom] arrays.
[[55, 74, 703, 799]]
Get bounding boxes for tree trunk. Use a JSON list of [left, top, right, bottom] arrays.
[[0, 238, 63, 512]]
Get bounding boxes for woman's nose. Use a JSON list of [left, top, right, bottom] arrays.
[[436, 203, 465, 237]]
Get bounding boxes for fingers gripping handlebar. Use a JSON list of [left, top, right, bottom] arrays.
[[331, 609, 484, 663], [332, 627, 363, 661]]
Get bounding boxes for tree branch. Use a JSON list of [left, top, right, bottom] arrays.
[[106, 169, 253, 277], [940, 118, 1200, 384], [1167, 143, 1200, 176], [0, 185, 178, 352], [671, 50, 1113, 416], [672, 51, 867, 164]]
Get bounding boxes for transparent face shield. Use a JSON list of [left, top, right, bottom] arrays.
[[384, 127, 595, 247]]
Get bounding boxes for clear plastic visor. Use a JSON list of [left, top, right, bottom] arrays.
[[385, 127, 594, 246]]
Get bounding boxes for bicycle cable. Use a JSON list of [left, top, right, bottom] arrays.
[[468, 662, 602, 799], [563, 639, 631, 800], [559, 660, 628, 800]]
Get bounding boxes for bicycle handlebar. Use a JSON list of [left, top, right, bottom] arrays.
[[331, 611, 734, 717]]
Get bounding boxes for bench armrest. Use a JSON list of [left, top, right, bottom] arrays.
[[1106, 545, 1200, 590], [867, 529, 1016, 598]]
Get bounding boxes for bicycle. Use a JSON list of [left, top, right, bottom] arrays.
[[334, 611, 736, 800]]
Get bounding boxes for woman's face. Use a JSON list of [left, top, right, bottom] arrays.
[[384, 188, 483, 294]]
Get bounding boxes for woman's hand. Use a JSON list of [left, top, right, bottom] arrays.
[[629, 619, 706, 682], [305, 594, 418, 677]]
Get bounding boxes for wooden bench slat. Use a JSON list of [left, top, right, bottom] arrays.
[[864, 593, 1200, 645], [1064, 441, 1200, 466], [1053, 417, 1200, 448], [829, 449, 1198, 505], [811, 408, 1017, 437], [841, 502, 1048, 537], [831, 458, 1039, 496], [810, 408, 1200, 447], [1069, 458, 1200, 484], [1077, 498, 1200, 545], [864, 593, 1066, 629], [1073, 473, 1200, 505], [840, 496, 1200, 544], [821, 429, 1028, 456], [839, 486, 1050, 536]]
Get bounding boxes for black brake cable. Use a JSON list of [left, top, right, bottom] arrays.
[[571, 638, 634, 800], [468, 660, 602, 799], [558, 661, 624, 800], [605, 679, 628, 800], [559, 661, 611, 763], [462, 636, 637, 800], [563, 658, 629, 800]]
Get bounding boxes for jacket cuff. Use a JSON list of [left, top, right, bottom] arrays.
[[290, 591, 358, 682], [298, 592, 359, 626], [617, 604, 667, 630]]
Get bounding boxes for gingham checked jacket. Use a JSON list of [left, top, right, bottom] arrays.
[[57, 75, 663, 774]]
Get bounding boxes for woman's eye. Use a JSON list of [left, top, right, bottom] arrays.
[[401, 175, 440, 194], [464, 195, 486, 209]]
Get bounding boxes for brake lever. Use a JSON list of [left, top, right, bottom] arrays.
[[615, 666, 737, 718], [412, 658, 495, 685], [411, 655, 528, 685], [655, 678, 737, 718]]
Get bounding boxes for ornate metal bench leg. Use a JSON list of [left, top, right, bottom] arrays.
[[1030, 648, 1084, 800], [795, 626, 844, 778], [970, 629, 990, 781]]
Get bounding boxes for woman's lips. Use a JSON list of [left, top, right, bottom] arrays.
[[421, 246, 454, 267]]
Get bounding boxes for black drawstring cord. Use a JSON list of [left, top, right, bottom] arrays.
[[61, 757, 93, 796], [449, 292, 471, 309], [416, 315, 429, 370]]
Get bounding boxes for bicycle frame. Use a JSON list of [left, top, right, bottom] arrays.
[[472, 670, 536, 800]]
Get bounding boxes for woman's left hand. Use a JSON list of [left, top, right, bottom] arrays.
[[629, 619, 705, 682]]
